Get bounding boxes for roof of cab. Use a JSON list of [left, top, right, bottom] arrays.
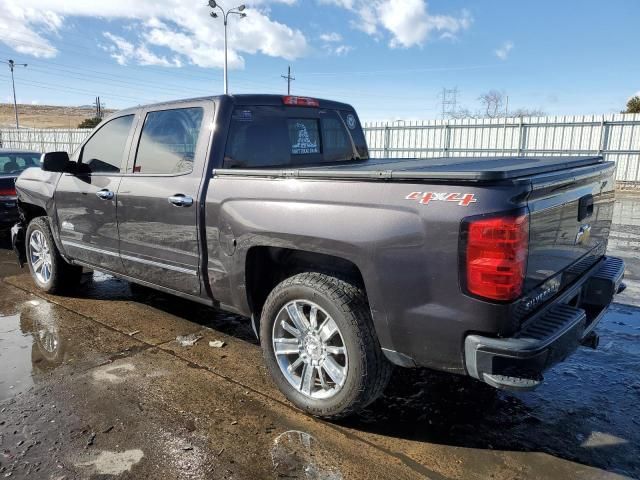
[[110, 94, 354, 118]]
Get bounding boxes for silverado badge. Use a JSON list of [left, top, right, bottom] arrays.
[[405, 191, 477, 207]]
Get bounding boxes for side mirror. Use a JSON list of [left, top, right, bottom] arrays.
[[41, 152, 76, 173]]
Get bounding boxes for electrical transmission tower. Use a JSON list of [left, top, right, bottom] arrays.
[[281, 65, 295, 95], [95, 96, 105, 119], [441, 87, 458, 119]]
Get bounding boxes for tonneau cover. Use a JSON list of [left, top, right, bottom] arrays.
[[215, 156, 606, 182]]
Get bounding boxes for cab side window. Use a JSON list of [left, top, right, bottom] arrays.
[[80, 115, 134, 174], [133, 107, 204, 175]]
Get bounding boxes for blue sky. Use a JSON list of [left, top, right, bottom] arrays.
[[0, 0, 639, 120]]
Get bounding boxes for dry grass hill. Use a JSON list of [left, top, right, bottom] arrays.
[[0, 103, 116, 129]]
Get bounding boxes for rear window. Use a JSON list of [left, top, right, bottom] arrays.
[[223, 106, 368, 169], [0, 153, 40, 174]]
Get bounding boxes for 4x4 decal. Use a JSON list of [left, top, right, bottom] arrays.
[[405, 191, 477, 206]]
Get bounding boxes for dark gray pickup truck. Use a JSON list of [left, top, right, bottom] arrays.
[[11, 94, 625, 418]]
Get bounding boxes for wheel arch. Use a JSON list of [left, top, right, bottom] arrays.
[[245, 246, 367, 337]]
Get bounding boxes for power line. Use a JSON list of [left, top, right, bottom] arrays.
[[281, 65, 295, 95]]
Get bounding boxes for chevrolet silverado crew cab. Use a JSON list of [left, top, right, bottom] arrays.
[[11, 94, 625, 418]]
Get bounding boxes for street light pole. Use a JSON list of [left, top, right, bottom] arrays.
[[208, 1, 247, 95], [223, 15, 228, 94], [3, 59, 27, 129]]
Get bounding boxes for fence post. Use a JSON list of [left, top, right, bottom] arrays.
[[383, 124, 390, 157], [598, 115, 609, 155], [517, 117, 524, 156], [441, 121, 450, 157]]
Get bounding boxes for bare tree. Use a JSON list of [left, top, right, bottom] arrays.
[[478, 90, 505, 118], [509, 107, 546, 118], [446, 89, 545, 119]]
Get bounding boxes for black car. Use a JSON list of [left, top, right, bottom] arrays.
[[0, 149, 41, 233]]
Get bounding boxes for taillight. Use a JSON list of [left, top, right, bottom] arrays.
[[282, 96, 319, 107], [0, 187, 16, 197], [463, 213, 529, 301]]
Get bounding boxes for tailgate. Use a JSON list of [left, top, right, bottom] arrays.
[[525, 163, 615, 293]]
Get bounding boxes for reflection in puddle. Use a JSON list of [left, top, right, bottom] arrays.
[[0, 313, 34, 401], [0, 300, 65, 402]]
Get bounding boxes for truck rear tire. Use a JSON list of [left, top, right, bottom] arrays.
[[25, 217, 82, 294], [260, 272, 392, 419]]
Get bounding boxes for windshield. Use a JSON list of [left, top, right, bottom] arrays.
[[0, 153, 40, 175]]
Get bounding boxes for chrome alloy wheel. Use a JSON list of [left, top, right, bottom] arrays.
[[272, 300, 348, 400], [29, 230, 53, 284]]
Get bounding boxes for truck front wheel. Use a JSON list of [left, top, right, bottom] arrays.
[[26, 217, 82, 294], [260, 272, 392, 419]]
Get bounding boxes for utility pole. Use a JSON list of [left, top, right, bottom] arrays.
[[3, 59, 28, 129], [208, 1, 247, 95], [441, 87, 458, 119], [281, 65, 295, 95]]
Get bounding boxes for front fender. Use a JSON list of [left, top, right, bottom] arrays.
[[15, 167, 61, 215]]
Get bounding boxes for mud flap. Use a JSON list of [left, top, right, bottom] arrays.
[[11, 222, 26, 268]]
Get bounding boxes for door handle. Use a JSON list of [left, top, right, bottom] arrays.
[[96, 189, 114, 200], [168, 194, 193, 207]]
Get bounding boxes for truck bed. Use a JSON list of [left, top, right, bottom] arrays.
[[215, 156, 606, 182]]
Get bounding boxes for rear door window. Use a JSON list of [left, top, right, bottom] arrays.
[[224, 106, 368, 169], [133, 107, 204, 175]]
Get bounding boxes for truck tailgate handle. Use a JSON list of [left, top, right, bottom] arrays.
[[168, 194, 193, 207], [96, 189, 114, 200], [578, 194, 594, 221]]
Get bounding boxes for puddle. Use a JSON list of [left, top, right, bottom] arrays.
[[0, 313, 34, 401], [0, 300, 66, 402], [271, 430, 343, 480], [92, 362, 136, 383]]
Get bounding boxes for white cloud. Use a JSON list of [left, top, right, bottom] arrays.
[[333, 45, 353, 56], [0, 0, 308, 69], [320, 32, 342, 42], [495, 41, 514, 60], [321, 0, 472, 48], [102, 33, 181, 67]]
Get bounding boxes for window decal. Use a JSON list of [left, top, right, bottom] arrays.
[[289, 120, 320, 155]]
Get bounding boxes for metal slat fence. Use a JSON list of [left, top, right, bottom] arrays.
[[2, 113, 640, 187], [0, 128, 92, 155], [364, 113, 640, 188]]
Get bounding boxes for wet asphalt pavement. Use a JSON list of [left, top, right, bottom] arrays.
[[1, 196, 639, 479]]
